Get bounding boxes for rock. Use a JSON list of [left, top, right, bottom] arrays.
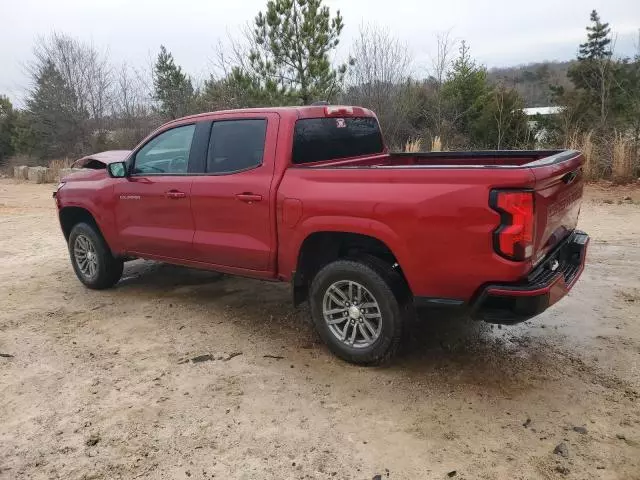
[[523, 418, 531, 428], [0, 353, 14, 358], [555, 465, 570, 475], [191, 354, 214, 363], [572, 426, 587, 434], [263, 354, 285, 360], [27, 166, 49, 184], [602, 199, 614, 204], [616, 433, 626, 440], [223, 351, 242, 361], [85, 434, 100, 446], [372, 476, 382, 480], [623, 196, 632, 201], [13, 165, 29, 179], [447, 471, 457, 477], [553, 442, 569, 458]]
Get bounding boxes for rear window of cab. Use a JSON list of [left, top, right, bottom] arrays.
[[292, 117, 384, 164]]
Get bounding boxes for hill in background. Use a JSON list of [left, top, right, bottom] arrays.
[[488, 61, 572, 107]]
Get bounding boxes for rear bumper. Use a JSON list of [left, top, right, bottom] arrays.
[[470, 230, 589, 324]]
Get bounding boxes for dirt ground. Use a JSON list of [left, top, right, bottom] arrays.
[[0, 179, 639, 480]]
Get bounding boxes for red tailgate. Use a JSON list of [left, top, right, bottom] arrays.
[[528, 151, 585, 266]]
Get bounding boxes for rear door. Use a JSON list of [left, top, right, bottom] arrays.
[[114, 123, 199, 259], [189, 113, 279, 272], [529, 151, 585, 264]]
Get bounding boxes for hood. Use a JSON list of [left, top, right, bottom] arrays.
[[73, 150, 132, 169]]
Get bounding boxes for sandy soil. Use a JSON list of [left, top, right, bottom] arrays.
[[0, 179, 639, 480]]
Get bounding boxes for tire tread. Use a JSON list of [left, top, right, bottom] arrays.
[[68, 222, 123, 290], [309, 259, 405, 366]]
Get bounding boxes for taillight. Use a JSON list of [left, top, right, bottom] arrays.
[[490, 190, 535, 261], [325, 105, 354, 116]]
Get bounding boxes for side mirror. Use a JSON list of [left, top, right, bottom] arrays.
[[108, 161, 127, 178]]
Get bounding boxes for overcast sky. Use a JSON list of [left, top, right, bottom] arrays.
[[1, 0, 638, 104]]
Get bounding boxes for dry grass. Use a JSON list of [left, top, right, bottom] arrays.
[[569, 130, 596, 180], [431, 136, 442, 152], [612, 132, 634, 184], [47, 158, 75, 182], [404, 138, 422, 153]]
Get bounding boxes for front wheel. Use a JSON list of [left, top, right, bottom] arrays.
[[309, 260, 405, 365], [68, 223, 123, 290]]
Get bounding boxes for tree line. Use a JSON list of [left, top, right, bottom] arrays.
[[0, 1, 638, 180]]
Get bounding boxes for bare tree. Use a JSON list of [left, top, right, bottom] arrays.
[[344, 24, 413, 147], [115, 64, 153, 120], [492, 87, 507, 149], [110, 63, 158, 147], [211, 25, 256, 78], [30, 33, 115, 146], [84, 44, 113, 131], [429, 31, 456, 140]]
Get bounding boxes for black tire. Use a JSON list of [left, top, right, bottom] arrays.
[[309, 259, 406, 365], [68, 222, 123, 290]]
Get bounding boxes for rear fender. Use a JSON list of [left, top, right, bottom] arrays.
[[281, 215, 412, 286]]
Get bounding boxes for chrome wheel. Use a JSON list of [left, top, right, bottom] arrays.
[[322, 280, 382, 348], [73, 234, 98, 280]]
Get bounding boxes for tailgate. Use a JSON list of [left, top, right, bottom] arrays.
[[528, 150, 585, 266]]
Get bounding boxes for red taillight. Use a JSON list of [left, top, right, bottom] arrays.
[[490, 190, 535, 261]]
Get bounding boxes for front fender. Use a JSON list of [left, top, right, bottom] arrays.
[[57, 180, 121, 253]]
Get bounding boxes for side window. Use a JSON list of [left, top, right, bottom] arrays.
[[207, 119, 267, 174], [133, 124, 196, 174]]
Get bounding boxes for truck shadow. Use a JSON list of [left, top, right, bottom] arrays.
[[119, 260, 226, 287], [113, 261, 575, 393]]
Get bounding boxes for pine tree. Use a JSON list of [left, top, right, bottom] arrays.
[[0, 95, 16, 163], [472, 85, 530, 149], [248, 0, 349, 105], [578, 10, 612, 60], [441, 41, 488, 142], [567, 10, 617, 128], [153, 45, 195, 119], [26, 61, 86, 159]]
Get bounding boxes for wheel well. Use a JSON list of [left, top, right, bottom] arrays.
[[293, 232, 408, 305], [59, 207, 100, 241]]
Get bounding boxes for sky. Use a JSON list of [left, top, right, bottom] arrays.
[[1, 0, 638, 104]]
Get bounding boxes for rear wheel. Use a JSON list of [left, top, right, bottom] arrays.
[[68, 223, 123, 289], [309, 260, 406, 365]]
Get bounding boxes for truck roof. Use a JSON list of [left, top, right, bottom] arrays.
[[175, 105, 377, 124]]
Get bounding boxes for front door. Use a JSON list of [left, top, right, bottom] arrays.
[[113, 123, 197, 259], [189, 114, 278, 272]]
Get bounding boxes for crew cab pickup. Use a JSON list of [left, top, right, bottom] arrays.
[[54, 105, 589, 365]]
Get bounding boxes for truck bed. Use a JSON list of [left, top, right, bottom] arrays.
[[296, 150, 574, 169], [280, 148, 584, 300]]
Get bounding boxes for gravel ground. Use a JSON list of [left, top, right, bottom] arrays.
[[0, 179, 639, 480]]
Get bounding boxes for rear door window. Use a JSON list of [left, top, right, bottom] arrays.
[[292, 117, 383, 164], [206, 119, 267, 174]]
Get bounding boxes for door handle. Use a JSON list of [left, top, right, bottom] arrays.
[[165, 190, 187, 199], [236, 193, 263, 203]]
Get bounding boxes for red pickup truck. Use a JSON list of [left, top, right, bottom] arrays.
[[54, 105, 589, 364]]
